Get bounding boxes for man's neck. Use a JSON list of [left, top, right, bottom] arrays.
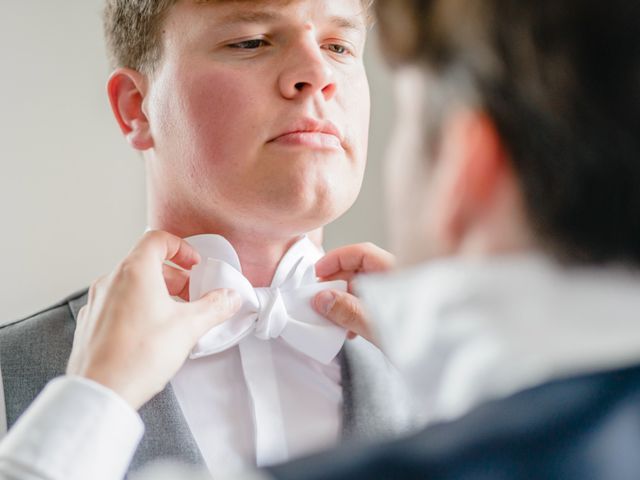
[[219, 232, 304, 288], [149, 219, 307, 288]]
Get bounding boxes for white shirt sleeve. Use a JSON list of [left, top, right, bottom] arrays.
[[0, 376, 144, 480]]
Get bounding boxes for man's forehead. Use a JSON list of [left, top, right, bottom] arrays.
[[194, 0, 365, 6], [190, 0, 370, 27], [195, 0, 298, 6]]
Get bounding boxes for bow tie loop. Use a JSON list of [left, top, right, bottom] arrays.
[[254, 287, 288, 340]]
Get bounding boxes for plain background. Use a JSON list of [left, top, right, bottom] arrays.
[[0, 1, 395, 322]]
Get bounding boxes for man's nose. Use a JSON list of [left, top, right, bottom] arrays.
[[278, 40, 336, 102]]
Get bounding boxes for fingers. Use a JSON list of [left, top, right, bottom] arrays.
[[317, 271, 356, 284], [163, 263, 191, 301], [132, 230, 201, 271], [315, 243, 395, 280], [313, 289, 377, 346], [186, 288, 242, 340]]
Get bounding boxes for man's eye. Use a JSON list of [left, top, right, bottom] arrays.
[[228, 39, 269, 49], [326, 44, 351, 56]]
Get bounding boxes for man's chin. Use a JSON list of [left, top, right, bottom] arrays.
[[257, 201, 350, 239]]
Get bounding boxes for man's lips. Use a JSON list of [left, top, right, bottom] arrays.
[[272, 131, 343, 149], [268, 118, 344, 150]]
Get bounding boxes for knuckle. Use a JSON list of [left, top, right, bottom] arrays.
[[114, 258, 141, 283], [144, 229, 162, 241], [221, 290, 241, 311], [346, 301, 362, 325], [87, 279, 101, 301], [215, 296, 238, 319], [88, 282, 97, 299], [143, 229, 166, 248], [335, 294, 361, 327], [94, 274, 108, 289]]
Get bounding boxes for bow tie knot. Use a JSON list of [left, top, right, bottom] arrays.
[[186, 234, 348, 364], [254, 287, 288, 340]]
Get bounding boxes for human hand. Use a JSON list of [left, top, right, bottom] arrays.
[[66, 230, 241, 410], [313, 243, 395, 346]]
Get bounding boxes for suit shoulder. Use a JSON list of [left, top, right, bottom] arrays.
[[0, 288, 88, 337], [379, 364, 640, 474], [0, 289, 89, 429]]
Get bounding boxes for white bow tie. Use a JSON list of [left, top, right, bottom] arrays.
[[186, 234, 348, 364]]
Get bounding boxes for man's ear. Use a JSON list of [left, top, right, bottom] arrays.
[[107, 68, 153, 151], [434, 110, 511, 250]]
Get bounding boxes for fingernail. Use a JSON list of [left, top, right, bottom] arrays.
[[316, 290, 336, 315]]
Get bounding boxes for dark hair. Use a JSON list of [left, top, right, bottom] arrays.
[[375, 0, 640, 266]]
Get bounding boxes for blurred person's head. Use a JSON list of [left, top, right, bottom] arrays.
[[103, 0, 371, 241], [375, 0, 640, 267]]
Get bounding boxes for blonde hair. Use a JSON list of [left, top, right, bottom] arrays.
[[104, 0, 374, 73]]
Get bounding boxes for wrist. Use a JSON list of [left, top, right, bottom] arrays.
[[78, 369, 146, 410]]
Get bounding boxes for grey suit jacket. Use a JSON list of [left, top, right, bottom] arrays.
[[0, 290, 411, 476]]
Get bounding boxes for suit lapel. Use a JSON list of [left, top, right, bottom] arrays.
[[132, 383, 205, 471], [340, 337, 414, 442]]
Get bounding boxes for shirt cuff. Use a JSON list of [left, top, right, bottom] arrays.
[[0, 375, 144, 480]]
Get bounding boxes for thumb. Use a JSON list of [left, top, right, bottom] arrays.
[[187, 288, 242, 339], [313, 290, 377, 346]]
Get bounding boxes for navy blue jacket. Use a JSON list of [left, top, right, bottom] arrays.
[[267, 364, 640, 479]]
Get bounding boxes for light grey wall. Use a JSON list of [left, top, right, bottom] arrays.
[[0, 1, 395, 322], [324, 31, 394, 251]]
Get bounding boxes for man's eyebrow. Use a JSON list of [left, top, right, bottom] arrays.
[[214, 10, 284, 25], [327, 15, 366, 33]]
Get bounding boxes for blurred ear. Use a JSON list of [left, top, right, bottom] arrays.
[[107, 68, 153, 151], [433, 110, 511, 250]]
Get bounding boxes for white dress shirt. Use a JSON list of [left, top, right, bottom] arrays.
[[171, 338, 342, 475]]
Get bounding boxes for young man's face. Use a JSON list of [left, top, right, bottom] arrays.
[[143, 0, 370, 237]]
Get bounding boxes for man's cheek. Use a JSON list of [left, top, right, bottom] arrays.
[[184, 98, 255, 165], [186, 71, 257, 127]]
